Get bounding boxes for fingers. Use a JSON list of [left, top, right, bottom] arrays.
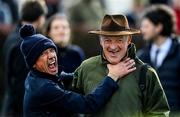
[[125, 59, 136, 73], [123, 57, 131, 63], [126, 60, 135, 69], [108, 58, 135, 70], [123, 58, 136, 73], [107, 58, 136, 80], [124, 58, 135, 67], [127, 66, 136, 73]]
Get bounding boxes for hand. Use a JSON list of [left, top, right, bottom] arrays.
[[107, 58, 136, 81]]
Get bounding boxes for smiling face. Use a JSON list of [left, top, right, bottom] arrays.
[[33, 48, 58, 75], [100, 35, 131, 65], [48, 17, 70, 46]]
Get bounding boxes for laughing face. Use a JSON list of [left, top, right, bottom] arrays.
[[33, 48, 58, 75], [100, 36, 131, 65]]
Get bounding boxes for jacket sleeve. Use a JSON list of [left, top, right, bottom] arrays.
[[42, 76, 118, 114], [72, 65, 84, 94], [59, 71, 74, 90], [143, 67, 170, 117]]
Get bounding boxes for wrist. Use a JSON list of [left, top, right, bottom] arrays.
[[107, 73, 119, 81]]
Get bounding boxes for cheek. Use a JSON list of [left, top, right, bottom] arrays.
[[35, 58, 47, 71], [50, 29, 58, 37], [142, 27, 155, 39], [49, 31, 60, 42], [65, 30, 70, 37], [120, 43, 129, 54], [103, 45, 109, 52], [147, 25, 156, 35], [121, 46, 127, 55], [36, 60, 44, 67], [142, 27, 150, 34], [119, 42, 127, 49], [141, 23, 154, 36]]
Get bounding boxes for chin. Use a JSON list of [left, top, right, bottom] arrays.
[[143, 37, 151, 41], [108, 60, 120, 65], [107, 57, 122, 65], [49, 71, 58, 75], [48, 69, 58, 75]]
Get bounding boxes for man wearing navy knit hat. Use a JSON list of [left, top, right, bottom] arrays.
[[20, 24, 136, 117], [20, 25, 57, 71]]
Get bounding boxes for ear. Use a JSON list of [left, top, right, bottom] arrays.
[[128, 36, 132, 44], [99, 38, 103, 46], [156, 23, 163, 34]]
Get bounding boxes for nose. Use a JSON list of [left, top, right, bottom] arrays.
[[109, 42, 118, 50], [47, 51, 55, 59]]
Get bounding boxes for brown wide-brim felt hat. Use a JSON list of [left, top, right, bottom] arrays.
[[89, 14, 140, 36]]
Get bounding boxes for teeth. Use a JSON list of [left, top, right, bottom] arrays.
[[49, 61, 55, 65]]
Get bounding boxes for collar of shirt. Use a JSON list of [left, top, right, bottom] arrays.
[[150, 37, 172, 68]]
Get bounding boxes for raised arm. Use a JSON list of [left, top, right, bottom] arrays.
[[42, 58, 136, 113]]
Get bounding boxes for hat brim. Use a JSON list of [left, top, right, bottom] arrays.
[[89, 29, 140, 36]]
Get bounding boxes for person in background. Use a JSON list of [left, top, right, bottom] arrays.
[[20, 24, 136, 117], [1, 1, 47, 116], [0, 0, 19, 103], [73, 14, 169, 117], [45, 0, 64, 18], [68, 0, 105, 58], [44, 14, 85, 74], [138, 4, 180, 116]]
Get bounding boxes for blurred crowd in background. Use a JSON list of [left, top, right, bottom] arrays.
[[0, 0, 179, 116]]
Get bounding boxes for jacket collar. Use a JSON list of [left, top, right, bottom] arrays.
[[101, 43, 137, 64], [30, 69, 60, 83], [145, 37, 179, 60]]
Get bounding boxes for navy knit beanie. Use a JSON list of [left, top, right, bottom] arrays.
[[20, 24, 57, 69]]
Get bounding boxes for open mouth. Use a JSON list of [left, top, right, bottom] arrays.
[[109, 50, 120, 57], [48, 59, 57, 73]]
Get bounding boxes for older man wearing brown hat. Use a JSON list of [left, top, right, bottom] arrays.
[[73, 14, 169, 117]]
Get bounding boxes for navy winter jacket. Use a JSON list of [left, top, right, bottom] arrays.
[[138, 37, 180, 112], [23, 69, 118, 117]]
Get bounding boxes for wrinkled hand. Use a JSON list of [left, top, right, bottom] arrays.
[[107, 58, 136, 81]]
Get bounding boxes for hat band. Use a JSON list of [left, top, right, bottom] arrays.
[[101, 25, 129, 32]]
